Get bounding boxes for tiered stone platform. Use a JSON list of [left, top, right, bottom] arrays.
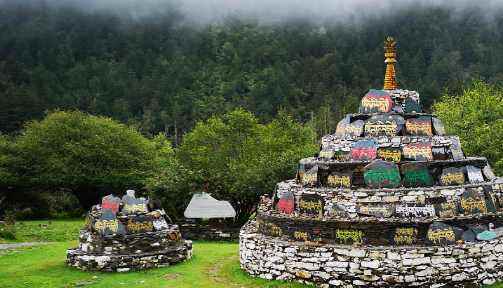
[[239, 37, 503, 287], [67, 191, 192, 272]]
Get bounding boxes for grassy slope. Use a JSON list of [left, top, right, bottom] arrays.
[[0, 220, 501, 288]]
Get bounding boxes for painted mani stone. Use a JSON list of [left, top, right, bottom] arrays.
[[302, 166, 318, 187], [401, 163, 433, 187], [403, 97, 422, 113], [359, 89, 393, 113], [459, 188, 488, 215], [275, 189, 295, 214], [152, 217, 169, 231], [466, 165, 484, 184], [101, 194, 121, 214], [393, 227, 418, 245], [405, 116, 432, 136], [363, 159, 401, 189], [364, 115, 404, 137], [435, 200, 459, 218], [126, 216, 154, 233], [439, 167, 465, 186], [395, 204, 436, 218], [357, 204, 394, 218], [326, 172, 352, 188], [432, 146, 450, 160], [335, 229, 364, 244], [402, 142, 433, 161], [298, 194, 324, 218], [377, 147, 401, 163], [334, 148, 351, 161], [93, 209, 125, 236], [122, 190, 149, 214], [426, 222, 457, 245], [345, 120, 365, 137], [351, 139, 378, 161]]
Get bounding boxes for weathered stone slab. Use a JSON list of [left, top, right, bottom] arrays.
[[335, 229, 364, 245], [101, 194, 121, 215], [466, 165, 484, 184], [459, 188, 487, 215], [403, 97, 422, 113], [122, 190, 149, 214], [402, 142, 433, 161], [435, 200, 459, 218], [432, 146, 450, 160], [301, 166, 318, 187], [345, 120, 364, 137], [395, 204, 435, 218], [432, 117, 446, 135], [450, 137, 465, 160], [393, 227, 419, 245], [357, 204, 394, 218]]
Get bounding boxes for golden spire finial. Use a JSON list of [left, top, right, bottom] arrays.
[[383, 36, 398, 90]]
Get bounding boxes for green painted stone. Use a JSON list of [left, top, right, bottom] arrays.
[[401, 163, 433, 188], [363, 159, 401, 189]]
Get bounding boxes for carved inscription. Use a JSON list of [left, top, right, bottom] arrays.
[[293, 231, 310, 242], [393, 227, 418, 245], [439, 168, 465, 186], [427, 228, 456, 244], [94, 219, 119, 235], [335, 229, 364, 244], [395, 205, 436, 218], [363, 160, 401, 189], [326, 173, 352, 188], [377, 147, 401, 163], [298, 195, 324, 217], [405, 116, 432, 136], [359, 90, 393, 113], [402, 142, 433, 161], [351, 140, 378, 161], [126, 219, 154, 233]]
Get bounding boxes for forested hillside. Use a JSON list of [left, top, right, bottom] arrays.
[[1, 1, 503, 139]]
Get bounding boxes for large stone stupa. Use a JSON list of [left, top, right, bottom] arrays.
[[239, 37, 503, 287], [67, 190, 192, 272]]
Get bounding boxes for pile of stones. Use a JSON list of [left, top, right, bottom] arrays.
[[67, 190, 192, 272], [240, 39, 503, 287]]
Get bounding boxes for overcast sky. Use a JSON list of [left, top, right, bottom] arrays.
[[3, 0, 503, 24]]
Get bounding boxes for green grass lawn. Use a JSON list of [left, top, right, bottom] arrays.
[[0, 220, 311, 288], [0, 220, 501, 288]]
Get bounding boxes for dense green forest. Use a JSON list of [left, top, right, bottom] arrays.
[[1, 1, 503, 139], [1, 1, 503, 221]]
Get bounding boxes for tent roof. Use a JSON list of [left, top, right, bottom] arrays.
[[184, 192, 236, 219]]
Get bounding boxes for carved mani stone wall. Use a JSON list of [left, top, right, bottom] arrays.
[[240, 221, 503, 287]]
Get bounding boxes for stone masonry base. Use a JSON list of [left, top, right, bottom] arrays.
[[240, 221, 503, 287], [67, 240, 192, 272]]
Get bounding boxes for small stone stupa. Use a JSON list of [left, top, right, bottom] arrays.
[[239, 37, 503, 287], [67, 190, 192, 272]]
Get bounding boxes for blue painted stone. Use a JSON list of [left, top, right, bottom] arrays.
[[476, 230, 497, 241]]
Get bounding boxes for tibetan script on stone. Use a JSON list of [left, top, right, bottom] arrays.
[[298, 194, 324, 218], [357, 204, 394, 218], [426, 222, 457, 245], [395, 204, 435, 218], [459, 188, 487, 215], [126, 217, 154, 234], [401, 163, 433, 187], [359, 90, 393, 113], [301, 166, 318, 187], [402, 142, 433, 161], [363, 159, 401, 189], [439, 167, 465, 186], [335, 229, 364, 244], [364, 115, 403, 137], [377, 147, 401, 163], [351, 140, 378, 161], [405, 116, 432, 136], [345, 120, 364, 137], [393, 227, 418, 245], [122, 190, 149, 214], [435, 200, 459, 218], [326, 172, 352, 189]]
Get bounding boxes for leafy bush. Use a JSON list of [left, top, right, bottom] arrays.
[[0, 213, 16, 240], [173, 109, 317, 223], [13, 110, 160, 207], [433, 81, 503, 175]]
